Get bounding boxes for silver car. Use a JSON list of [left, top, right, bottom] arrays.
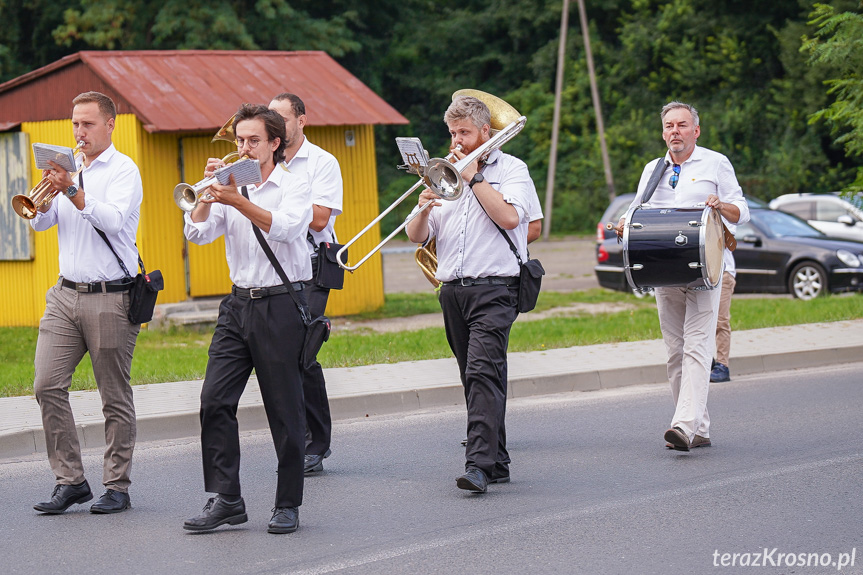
[[770, 192, 863, 242]]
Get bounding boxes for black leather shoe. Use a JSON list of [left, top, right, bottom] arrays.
[[456, 468, 488, 493], [304, 448, 331, 474], [90, 489, 131, 514], [268, 506, 299, 534], [183, 496, 248, 532], [34, 481, 93, 514], [489, 474, 510, 484]]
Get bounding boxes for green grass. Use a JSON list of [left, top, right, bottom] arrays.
[[1, 290, 860, 398]]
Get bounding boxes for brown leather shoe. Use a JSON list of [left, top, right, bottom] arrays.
[[664, 427, 690, 451], [666, 434, 710, 449]]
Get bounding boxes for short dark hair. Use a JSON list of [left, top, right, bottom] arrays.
[[232, 103, 287, 165], [72, 91, 117, 120], [271, 93, 306, 117]]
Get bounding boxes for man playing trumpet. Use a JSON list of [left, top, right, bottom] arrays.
[[31, 91, 144, 515]]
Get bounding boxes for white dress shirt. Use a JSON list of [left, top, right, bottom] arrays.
[[631, 145, 750, 272], [415, 149, 535, 282], [30, 144, 143, 283], [286, 136, 343, 251], [184, 162, 313, 287]]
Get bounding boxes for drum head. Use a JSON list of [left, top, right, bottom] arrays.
[[701, 208, 724, 287]]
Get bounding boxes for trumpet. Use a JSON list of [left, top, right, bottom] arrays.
[[11, 141, 85, 219], [173, 155, 251, 212], [173, 114, 242, 212]]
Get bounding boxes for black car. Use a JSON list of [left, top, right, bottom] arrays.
[[594, 199, 863, 299]]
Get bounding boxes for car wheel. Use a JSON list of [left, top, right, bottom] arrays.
[[787, 262, 827, 300]]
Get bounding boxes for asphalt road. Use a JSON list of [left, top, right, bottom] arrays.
[[2, 362, 861, 574]]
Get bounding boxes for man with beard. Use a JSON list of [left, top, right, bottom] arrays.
[[182, 104, 312, 534], [406, 95, 538, 493]]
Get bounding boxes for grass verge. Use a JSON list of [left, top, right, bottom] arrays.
[[0, 290, 860, 397]]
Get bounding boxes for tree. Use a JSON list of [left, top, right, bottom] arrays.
[[803, 1, 863, 188]]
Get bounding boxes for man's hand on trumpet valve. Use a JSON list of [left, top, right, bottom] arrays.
[[204, 157, 227, 179], [45, 160, 74, 192], [202, 173, 244, 208]]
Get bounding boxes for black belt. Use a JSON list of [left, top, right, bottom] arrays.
[[232, 283, 304, 299], [444, 276, 518, 287], [61, 278, 132, 293]]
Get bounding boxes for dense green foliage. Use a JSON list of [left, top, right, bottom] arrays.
[[1, 0, 862, 232]]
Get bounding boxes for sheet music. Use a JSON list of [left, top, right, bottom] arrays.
[[396, 137, 429, 169], [214, 159, 262, 187], [33, 143, 77, 172]]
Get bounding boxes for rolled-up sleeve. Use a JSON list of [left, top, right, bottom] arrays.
[[184, 206, 226, 245], [717, 158, 749, 225], [498, 159, 533, 224]]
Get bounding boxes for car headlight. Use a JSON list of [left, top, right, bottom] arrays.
[[836, 249, 861, 267]]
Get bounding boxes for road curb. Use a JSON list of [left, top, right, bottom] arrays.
[[3, 341, 859, 460]]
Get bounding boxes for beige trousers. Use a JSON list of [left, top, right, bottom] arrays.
[[654, 283, 722, 441], [715, 272, 736, 366], [34, 281, 140, 491]]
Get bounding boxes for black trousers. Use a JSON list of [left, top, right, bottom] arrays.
[[439, 284, 519, 479], [200, 292, 307, 508], [302, 281, 332, 456]]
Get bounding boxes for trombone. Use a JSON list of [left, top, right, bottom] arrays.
[[11, 141, 85, 219], [173, 114, 243, 212], [336, 89, 526, 273]]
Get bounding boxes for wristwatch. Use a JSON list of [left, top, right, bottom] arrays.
[[468, 173, 484, 189], [65, 184, 79, 198]]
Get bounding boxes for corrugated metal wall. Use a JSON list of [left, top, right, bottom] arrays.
[[182, 136, 233, 297], [306, 124, 384, 315]]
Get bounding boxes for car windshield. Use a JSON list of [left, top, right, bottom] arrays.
[[752, 209, 823, 238]]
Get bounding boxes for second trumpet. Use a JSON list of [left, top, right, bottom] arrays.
[[173, 157, 260, 212]]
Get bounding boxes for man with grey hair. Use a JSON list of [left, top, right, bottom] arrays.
[[406, 95, 540, 493], [615, 101, 748, 451]]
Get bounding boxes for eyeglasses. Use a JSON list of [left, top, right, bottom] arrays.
[[669, 163, 681, 189], [235, 137, 268, 149]]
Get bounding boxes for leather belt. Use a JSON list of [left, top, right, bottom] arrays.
[[61, 278, 132, 293], [444, 276, 518, 287], [232, 283, 304, 299]]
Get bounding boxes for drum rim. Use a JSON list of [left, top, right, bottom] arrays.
[[698, 207, 723, 289]]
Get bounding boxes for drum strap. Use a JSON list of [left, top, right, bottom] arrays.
[[640, 158, 669, 204]]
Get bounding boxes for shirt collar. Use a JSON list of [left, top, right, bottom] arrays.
[[84, 143, 117, 167], [664, 144, 703, 166]]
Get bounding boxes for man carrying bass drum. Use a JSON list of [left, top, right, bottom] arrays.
[[615, 101, 749, 452]]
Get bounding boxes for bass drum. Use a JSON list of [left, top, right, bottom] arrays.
[[622, 206, 724, 291]]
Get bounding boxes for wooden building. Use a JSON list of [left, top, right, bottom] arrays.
[[0, 50, 408, 327]]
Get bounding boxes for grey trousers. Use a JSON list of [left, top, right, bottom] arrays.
[[34, 281, 140, 492]]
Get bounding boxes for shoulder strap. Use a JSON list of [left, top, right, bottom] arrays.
[[641, 158, 669, 204], [91, 226, 139, 280], [240, 186, 311, 322]]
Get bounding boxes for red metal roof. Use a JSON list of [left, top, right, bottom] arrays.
[[0, 51, 408, 133]]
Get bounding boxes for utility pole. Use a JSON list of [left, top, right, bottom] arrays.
[[577, 0, 615, 202], [542, 0, 570, 241]]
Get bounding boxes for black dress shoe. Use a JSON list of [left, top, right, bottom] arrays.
[[489, 474, 510, 484], [304, 449, 331, 474], [183, 496, 248, 532], [34, 480, 93, 514], [456, 468, 488, 493], [90, 489, 131, 514], [268, 507, 299, 534]]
